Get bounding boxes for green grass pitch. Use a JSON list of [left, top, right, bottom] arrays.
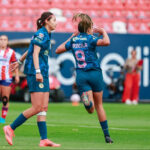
[[0, 102, 150, 150]]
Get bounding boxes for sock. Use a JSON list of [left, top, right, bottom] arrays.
[[37, 121, 47, 140], [1, 106, 8, 119], [10, 113, 27, 130], [100, 120, 110, 137]]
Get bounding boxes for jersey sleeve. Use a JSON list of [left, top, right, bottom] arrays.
[[32, 32, 47, 48], [10, 51, 17, 63], [90, 35, 100, 46], [65, 39, 72, 51]]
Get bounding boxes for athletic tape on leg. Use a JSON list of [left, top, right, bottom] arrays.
[[37, 111, 47, 116], [81, 92, 93, 109], [2, 96, 8, 106]]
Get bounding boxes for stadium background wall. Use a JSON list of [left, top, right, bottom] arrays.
[[0, 32, 149, 101]]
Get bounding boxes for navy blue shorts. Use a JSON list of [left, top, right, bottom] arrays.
[[0, 79, 12, 86], [27, 75, 50, 93], [76, 69, 104, 95]]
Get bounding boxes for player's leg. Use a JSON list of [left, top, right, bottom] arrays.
[[3, 92, 45, 145], [89, 69, 113, 143], [76, 70, 95, 113], [37, 92, 60, 147], [81, 90, 95, 113], [0, 84, 11, 123], [93, 91, 113, 143], [122, 73, 132, 104]]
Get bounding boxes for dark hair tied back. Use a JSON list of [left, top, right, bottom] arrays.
[[37, 11, 53, 30]]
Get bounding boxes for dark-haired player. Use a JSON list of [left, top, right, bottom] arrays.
[[3, 12, 60, 147]]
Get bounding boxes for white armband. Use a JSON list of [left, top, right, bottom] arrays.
[[18, 59, 23, 65]]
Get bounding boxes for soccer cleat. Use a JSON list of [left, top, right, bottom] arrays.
[[105, 136, 113, 143], [3, 125, 15, 145], [125, 99, 132, 105], [132, 100, 138, 105], [39, 139, 61, 147], [0, 117, 5, 123]]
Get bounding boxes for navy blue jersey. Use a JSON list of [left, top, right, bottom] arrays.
[[24, 26, 51, 77], [65, 33, 100, 71]]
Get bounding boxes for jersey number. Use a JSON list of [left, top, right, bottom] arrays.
[[75, 50, 87, 68]]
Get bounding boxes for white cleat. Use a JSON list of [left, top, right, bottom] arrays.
[[125, 99, 132, 105], [132, 100, 138, 105]]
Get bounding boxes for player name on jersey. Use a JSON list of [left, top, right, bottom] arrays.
[[72, 43, 88, 48]]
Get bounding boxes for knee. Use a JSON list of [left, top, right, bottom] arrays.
[[41, 106, 48, 112], [2, 96, 9, 106], [33, 105, 43, 114], [87, 107, 95, 114]]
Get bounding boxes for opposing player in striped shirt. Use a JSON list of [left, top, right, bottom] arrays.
[[0, 35, 20, 123]]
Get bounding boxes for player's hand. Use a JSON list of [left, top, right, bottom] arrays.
[[15, 76, 20, 84], [93, 27, 104, 35], [36, 73, 43, 82], [10, 61, 19, 72]]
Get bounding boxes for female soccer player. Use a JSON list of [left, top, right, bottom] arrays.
[[0, 35, 19, 123], [3, 12, 61, 147], [56, 19, 113, 143]]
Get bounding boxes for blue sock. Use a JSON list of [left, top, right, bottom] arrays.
[[100, 120, 110, 137], [10, 113, 27, 130], [37, 121, 47, 140]]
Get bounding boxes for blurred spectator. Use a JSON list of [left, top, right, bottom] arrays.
[[122, 50, 143, 105]]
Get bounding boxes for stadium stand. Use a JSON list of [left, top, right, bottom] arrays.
[[0, 0, 150, 33]]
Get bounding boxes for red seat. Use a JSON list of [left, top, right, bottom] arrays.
[[138, 11, 147, 19], [127, 19, 140, 33], [0, 17, 13, 31], [137, 0, 150, 11], [123, 0, 138, 10], [0, 0, 12, 8], [88, 10, 99, 18], [98, 0, 112, 10], [11, 8, 23, 16], [93, 18, 113, 33], [101, 10, 111, 18], [0, 8, 9, 16], [109, 0, 124, 10], [63, 10, 74, 18], [11, 0, 26, 8], [112, 10, 122, 18], [64, 18, 74, 32], [51, 0, 64, 9]]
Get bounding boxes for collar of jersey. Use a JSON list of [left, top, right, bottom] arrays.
[[79, 32, 88, 35], [42, 26, 51, 38]]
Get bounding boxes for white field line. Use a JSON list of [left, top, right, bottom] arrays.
[[7, 122, 150, 132]]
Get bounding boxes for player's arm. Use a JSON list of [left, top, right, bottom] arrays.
[[33, 45, 43, 82], [19, 50, 28, 63], [10, 50, 28, 72], [56, 32, 78, 54], [14, 68, 20, 83], [94, 28, 110, 46]]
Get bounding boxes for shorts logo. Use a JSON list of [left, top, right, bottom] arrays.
[[39, 83, 44, 88]]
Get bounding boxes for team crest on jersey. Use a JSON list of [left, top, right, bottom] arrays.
[[39, 83, 44, 88], [92, 35, 96, 39], [44, 50, 49, 56], [39, 33, 44, 38]]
